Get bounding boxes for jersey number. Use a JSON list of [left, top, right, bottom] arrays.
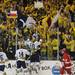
[[19, 52, 24, 58]]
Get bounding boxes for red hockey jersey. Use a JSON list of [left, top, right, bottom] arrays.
[[62, 52, 72, 69]]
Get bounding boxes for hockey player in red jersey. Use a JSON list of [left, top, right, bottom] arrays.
[[60, 48, 72, 75]]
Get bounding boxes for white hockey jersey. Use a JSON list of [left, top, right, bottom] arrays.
[[15, 49, 30, 61], [0, 52, 8, 64]]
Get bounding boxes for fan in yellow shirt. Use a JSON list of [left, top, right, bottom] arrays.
[[10, 29, 16, 36], [0, 24, 7, 31], [58, 12, 69, 27], [63, 37, 74, 51], [70, 22, 75, 38], [70, 3, 75, 12], [64, 4, 70, 12], [51, 38, 59, 51]]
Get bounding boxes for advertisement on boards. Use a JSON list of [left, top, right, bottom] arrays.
[[5, 60, 61, 75]]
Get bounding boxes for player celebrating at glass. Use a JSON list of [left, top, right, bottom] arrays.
[[15, 45, 30, 75]]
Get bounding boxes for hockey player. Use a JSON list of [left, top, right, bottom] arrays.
[[15, 46, 30, 75], [0, 48, 8, 75], [60, 48, 72, 75], [30, 45, 41, 75], [30, 45, 41, 62]]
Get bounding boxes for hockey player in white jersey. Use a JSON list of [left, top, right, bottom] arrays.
[[15, 46, 30, 75], [0, 48, 8, 75]]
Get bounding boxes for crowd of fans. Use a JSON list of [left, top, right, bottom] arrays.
[[0, 0, 75, 60]]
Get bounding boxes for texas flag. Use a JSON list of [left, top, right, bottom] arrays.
[[7, 11, 18, 19]]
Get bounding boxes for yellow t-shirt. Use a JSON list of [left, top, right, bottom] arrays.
[[0, 25, 7, 30], [51, 39, 59, 50], [64, 39, 72, 50], [70, 4, 75, 12], [65, 4, 70, 12], [58, 16, 64, 25], [11, 30, 16, 36]]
